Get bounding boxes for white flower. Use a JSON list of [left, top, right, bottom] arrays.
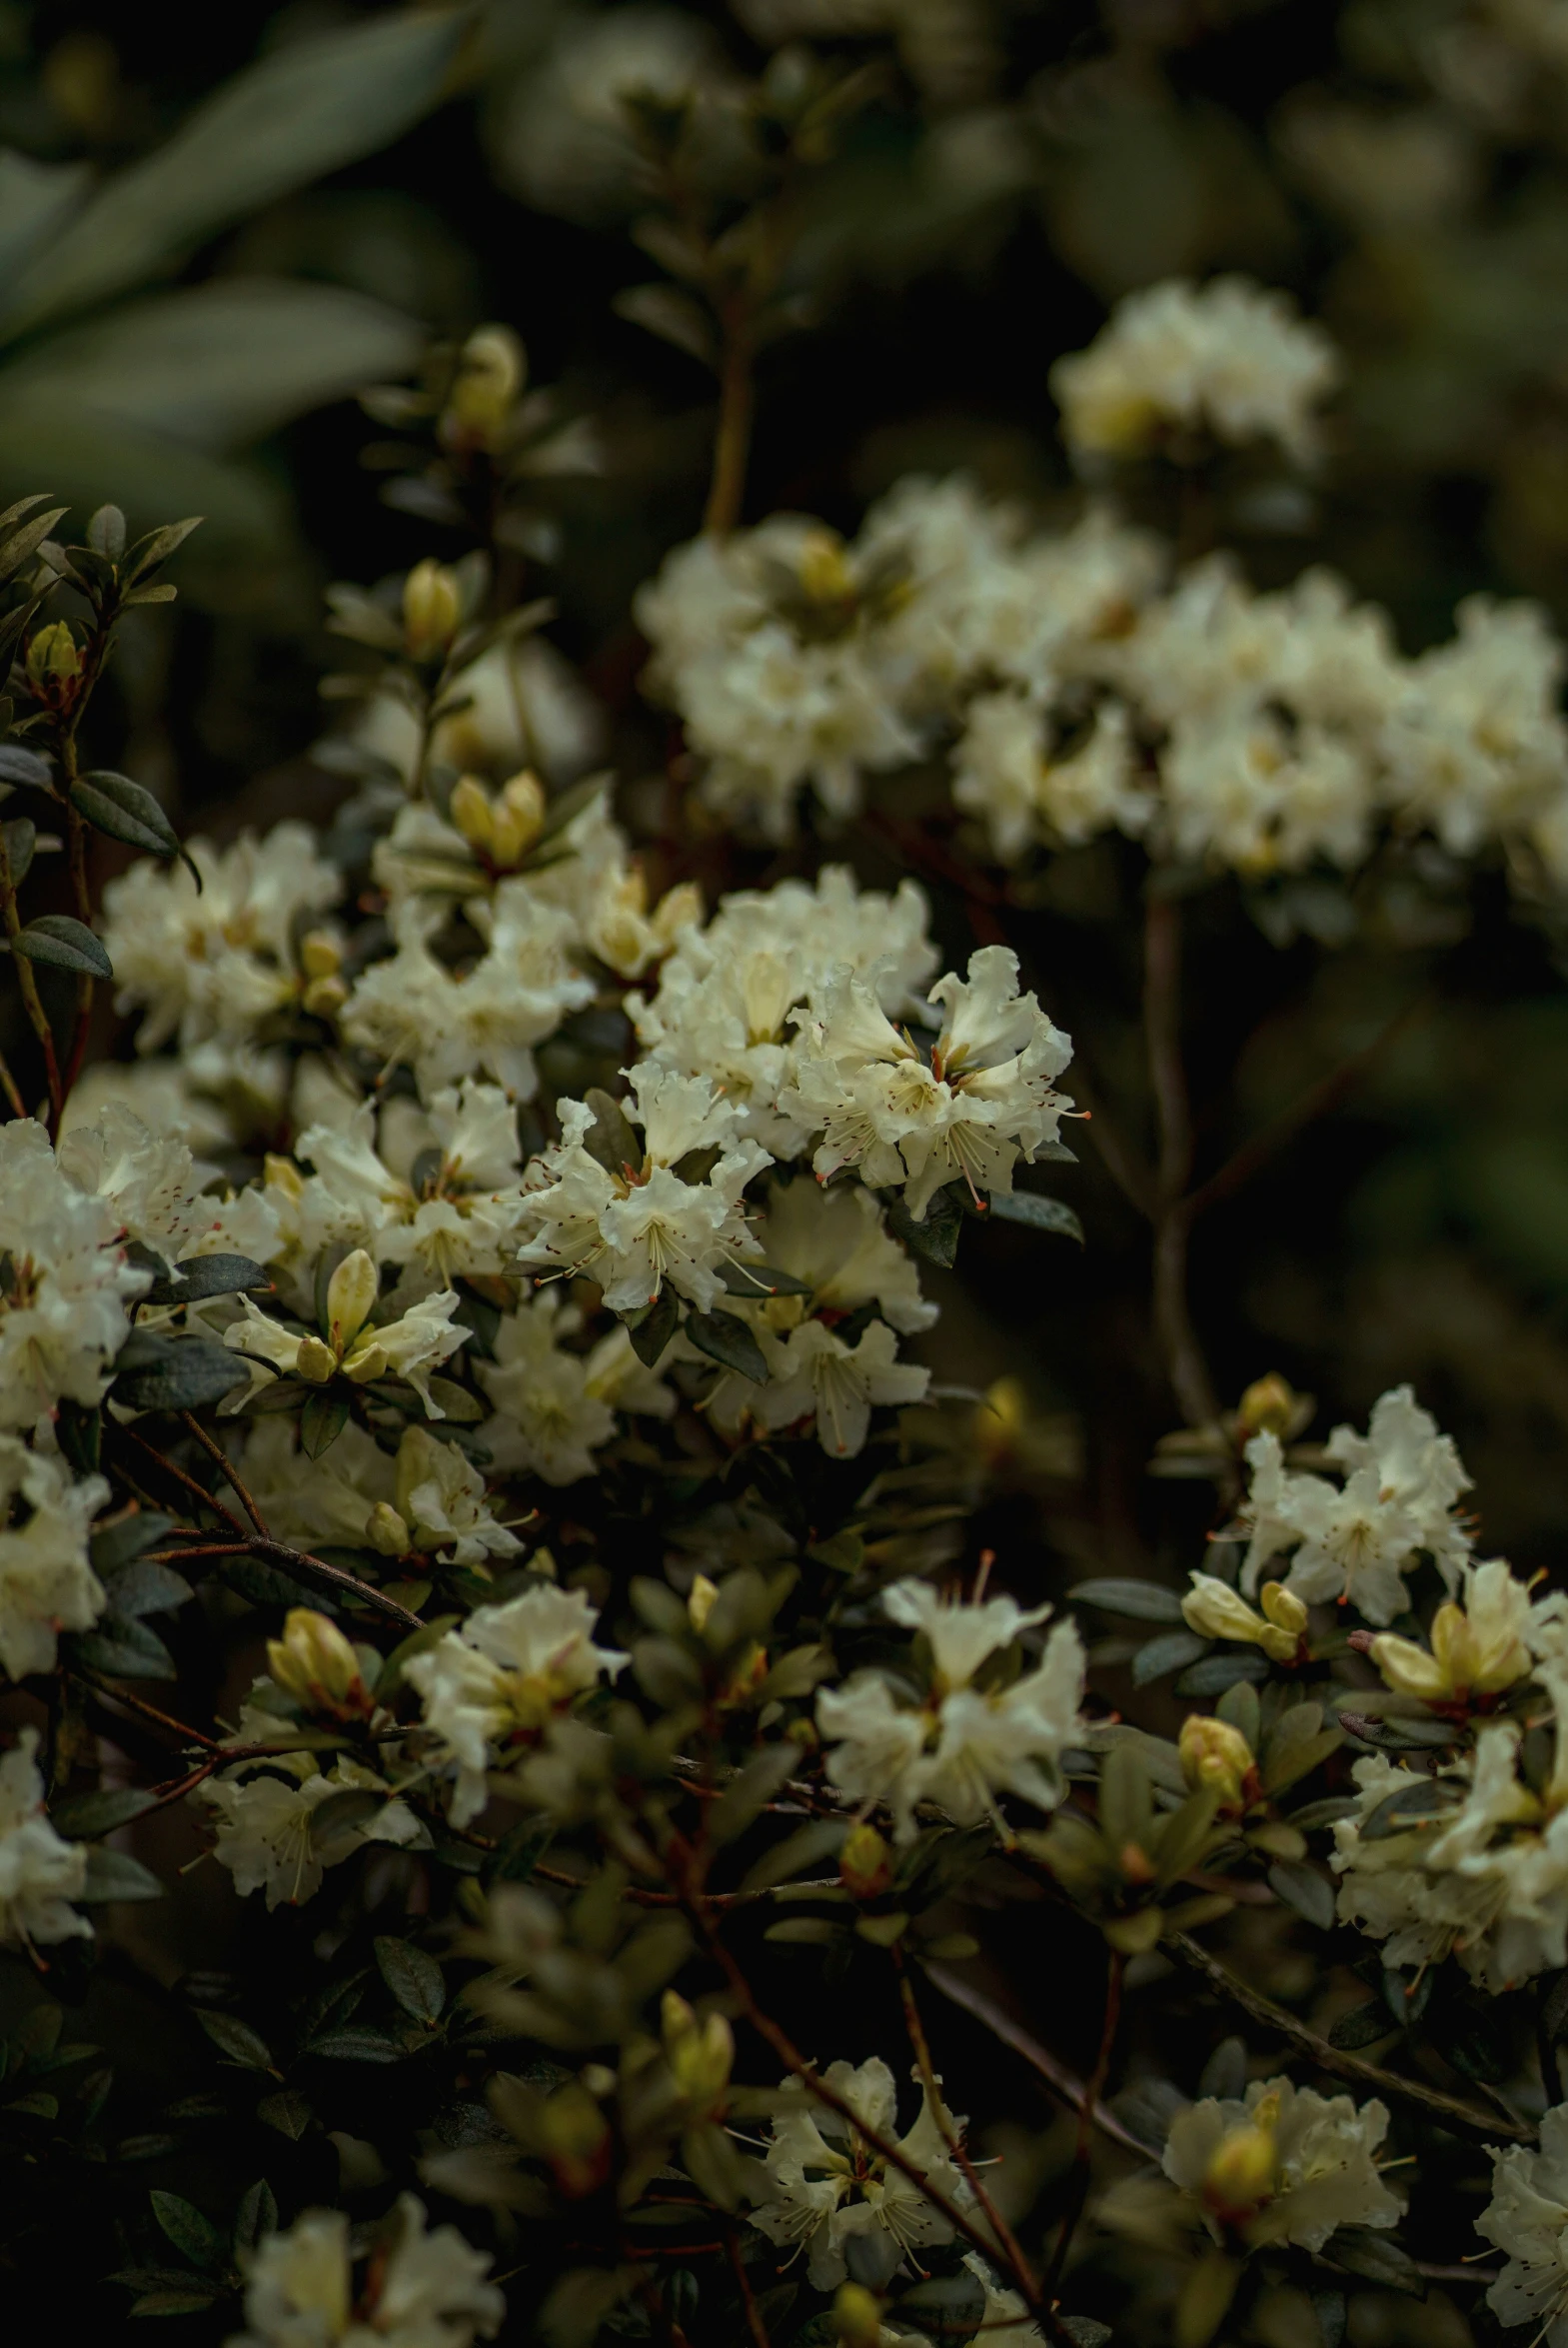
[[1238, 1384, 1472, 1625], [1162, 2076, 1399, 2250], [1382, 596, 1568, 862], [393, 1425, 520, 1569], [816, 1577, 1085, 1839], [0, 1436, 107, 1679], [0, 1118, 150, 1429], [960, 2255, 1043, 2342], [516, 1063, 772, 1313], [783, 945, 1073, 1219], [0, 1728, 89, 1947], [101, 823, 342, 1054], [199, 1753, 420, 1910], [235, 1416, 398, 1552], [1050, 276, 1340, 464], [749, 2057, 967, 2290], [754, 1318, 930, 1457], [229, 2193, 503, 2348], [405, 1584, 629, 1826], [497, 7, 731, 224], [291, 1085, 530, 1294], [57, 1100, 280, 1280], [476, 1288, 655, 1488], [953, 693, 1150, 863], [221, 1250, 465, 1416], [1479, 2104, 1568, 2348]]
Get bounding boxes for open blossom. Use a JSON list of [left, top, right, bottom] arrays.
[[516, 1062, 771, 1312], [1382, 596, 1568, 868], [782, 946, 1073, 1220], [953, 694, 1149, 864], [0, 1728, 89, 1947], [229, 2194, 503, 2348], [1163, 2076, 1399, 2251], [57, 1100, 280, 1277], [387, 1425, 521, 1569], [1050, 276, 1340, 464], [222, 1248, 465, 1416], [199, 1749, 420, 1910], [0, 1118, 151, 1429], [476, 1285, 675, 1486], [817, 1576, 1085, 1839], [1238, 1384, 1472, 1625], [1479, 2105, 1568, 2348], [101, 821, 343, 1054], [406, 1584, 629, 1826], [0, 1436, 108, 1680], [1367, 1555, 1556, 1704], [749, 2058, 967, 2290]]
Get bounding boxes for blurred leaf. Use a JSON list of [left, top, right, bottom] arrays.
[[0, 12, 468, 338], [613, 284, 718, 370], [0, 150, 90, 285], [51, 1787, 157, 1840], [91, 1509, 173, 1576], [102, 1559, 193, 1619], [1266, 1858, 1335, 1929], [1175, 1651, 1269, 1697], [233, 2179, 278, 2256], [1328, 2000, 1395, 2049], [1132, 1629, 1209, 1684], [1069, 1577, 1187, 1623], [69, 1619, 177, 1681], [985, 1189, 1084, 1241], [1325, 2227, 1425, 2296], [79, 1848, 164, 1903]]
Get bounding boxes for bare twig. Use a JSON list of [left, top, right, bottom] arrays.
[[920, 1961, 1151, 2158], [725, 2226, 774, 2348], [1167, 1932, 1532, 2144], [242, 1536, 424, 1632], [1043, 1949, 1123, 2298], [704, 298, 756, 538], [114, 1423, 248, 1538], [1143, 891, 1215, 1426], [179, 1410, 269, 1536]]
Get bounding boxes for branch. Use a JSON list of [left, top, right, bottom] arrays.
[[1166, 1932, 1532, 2144], [725, 2226, 774, 2348], [1043, 1949, 1122, 2298], [919, 1961, 1151, 2158], [241, 1536, 425, 1632], [1143, 891, 1216, 1426], [179, 1410, 269, 1536]]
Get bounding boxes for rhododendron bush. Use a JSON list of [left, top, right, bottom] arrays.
[[9, 6, 1568, 2348]]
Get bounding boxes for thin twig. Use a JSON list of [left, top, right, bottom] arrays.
[[704, 298, 755, 538], [1181, 995, 1430, 1225], [1143, 891, 1215, 1426], [0, 1039, 25, 1119], [920, 1961, 1151, 2158], [113, 1424, 247, 1538], [1043, 1949, 1123, 2299], [0, 820, 60, 1125], [69, 1670, 219, 1751], [1167, 1932, 1532, 2144], [242, 1536, 425, 1631], [725, 2226, 774, 2348], [179, 1410, 269, 1535]]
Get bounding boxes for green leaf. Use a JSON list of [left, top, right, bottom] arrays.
[[1358, 1774, 1467, 1840], [256, 2089, 313, 2140], [233, 2178, 278, 2256], [885, 1183, 962, 1268], [686, 1308, 769, 1384], [111, 1330, 249, 1412], [300, 1389, 350, 1460], [101, 1559, 193, 1619], [715, 1257, 812, 1299], [9, 913, 111, 978], [1068, 1577, 1187, 1624], [50, 1786, 157, 1840], [6, 2088, 57, 2118], [1325, 2227, 1425, 2297], [708, 1743, 801, 1844], [86, 504, 126, 561], [1175, 1650, 1269, 1697], [1310, 2289, 1347, 2348], [612, 283, 719, 369], [129, 2286, 223, 2316], [627, 1283, 680, 1369], [0, 503, 67, 582], [91, 1509, 174, 1576], [307, 2026, 405, 2064], [0, 152, 90, 284], [142, 1252, 269, 1306], [124, 516, 205, 581], [79, 1848, 164, 1902], [0, 742, 50, 789], [581, 1086, 642, 1178], [984, 1189, 1084, 1242], [195, 2010, 274, 2071], [0, 11, 468, 338], [374, 1936, 446, 2027], [3, 816, 34, 886], [69, 1618, 177, 1681], [1131, 1629, 1209, 1684], [1266, 1858, 1336, 1930], [887, 2267, 986, 2340], [150, 2190, 227, 2277], [1327, 2001, 1396, 2050], [69, 771, 181, 862]]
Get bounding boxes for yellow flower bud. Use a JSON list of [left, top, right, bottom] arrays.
[[1179, 1715, 1256, 1812], [796, 528, 853, 605], [1237, 1373, 1299, 1440], [326, 1248, 379, 1353], [402, 559, 463, 662], [662, 1990, 734, 2112], [832, 2283, 885, 2347], [1202, 2097, 1279, 2225], [302, 975, 348, 1020], [25, 621, 81, 689], [295, 1333, 338, 1384], [449, 774, 496, 853], [366, 1502, 411, 1557], [491, 770, 547, 867], [267, 1607, 373, 1719], [341, 1338, 388, 1384], [651, 880, 702, 954], [688, 1573, 719, 1633], [975, 1375, 1025, 1467], [446, 323, 525, 441], [1366, 1627, 1452, 1704], [1181, 1573, 1300, 1663], [299, 931, 342, 981], [1258, 1580, 1308, 1639], [840, 1821, 893, 1900], [539, 2081, 612, 2197]]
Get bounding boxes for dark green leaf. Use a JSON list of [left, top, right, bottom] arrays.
[[375, 1935, 445, 2027], [6, 2089, 57, 2118], [308, 2026, 405, 2064], [627, 1284, 680, 1368], [885, 2267, 986, 2339], [56, 1398, 101, 1474], [1131, 1629, 1209, 1684], [581, 1086, 641, 1178], [709, 1744, 801, 1845], [1325, 2227, 1424, 2296], [3, 816, 34, 885], [1175, 1650, 1270, 1697], [309, 1788, 388, 1846], [87, 504, 126, 561], [69, 1619, 177, 1680], [715, 1257, 812, 1299], [195, 2011, 273, 2071], [687, 1308, 769, 1384], [102, 1559, 193, 1618], [128, 2286, 223, 2316], [50, 1786, 157, 1840], [1327, 2001, 1395, 2050], [256, 2089, 312, 2139], [91, 1509, 174, 1576], [1285, 1796, 1359, 1831], [612, 283, 719, 369], [70, 771, 181, 861], [1311, 2289, 1347, 2348], [300, 1389, 350, 1460], [0, 506, 67, 582], [1336, 1709, 1458, 1752], [1068, 1577, 1187, 1624], [0, 743, 50, 789], [10, 914, 111, 978], [885, 1183, 962, 1268], [1267, 1858, 1336, 1930], [234, 2178, 278, 2255], [123, 519, 205, 582], [79, 1848, 164, 1902], [1059, 2323, 1112, 2348], [489, 1821, 555, 1885], [150, 2190, 227, 2277], [984, 1189, 1084, 1242], [111, 1331, 249, 1412], [1359, 1774, 1467, 1841]]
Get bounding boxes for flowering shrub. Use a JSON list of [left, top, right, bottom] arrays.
[[7, 12, 1568, 2348]]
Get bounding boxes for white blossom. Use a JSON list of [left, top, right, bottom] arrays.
[[816, 1576, 1085, 1839], [405, 1584, 629, 1826], [393, 1425, 520, 1569], [1479, 2104, 1568, 2348], [1162, 2076, 1399, 2250], [0, 1117, 150, 1429], [199, 1751, 420, 1910], [749, 2057, 967, 2289], [476, 1286, 675, 1486], [0, 1436, 107, 1679], [0, 1728, 89, 1947], [783, 945, 1073, 1219], [497, 8, 733, 223], [1050, 276, 1340, 464], [953, 693, 1149, 863], [229, 2193, 503, 2348], [221, 1250, 466, 1416]]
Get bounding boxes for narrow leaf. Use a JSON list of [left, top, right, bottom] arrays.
[[50, 1787, 158, 1840], [1068, 1577, 1187, 1624], [11, 913, 111, 977], [70, 770, 180, 861], [984, 1189, 1084, 1242], [143, 1252, 270, 1307], [150, 2190, 226, 2277], [195, 2010, 273, 2070], [79, 1847, 164, 1902], [687, 1307, 769, 1384]]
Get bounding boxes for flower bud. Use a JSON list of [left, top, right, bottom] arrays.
[[25, 620, 81, 690], [688, 1573, 719, 1633], [1258, 1580, 1308, 1639], [445, 324, 525, 442], [1179, 1715, 1256, 1812], [1202, 2101, 1279, 2226], [326, 1248, 379, 1353], [1181, 1572, 1299, 1663], [651, 880, 702, 955], [341, 1337, 388, 1384], [539, 2081, 612, 2198], [267, 1607, 373, 1719], [449, 774, 496, 852], [796, 527, 853, 605], [295, 1332, 338, 1383], [840, 1821, 893, 1900], [299, 931, 342, 981], [402, 559, 462, 662], [975, 1374, 1025, 1467], [832, 2283, 885, 2347], [366, 1502, 411, 1557], [491, 770, 547, 867], [662, 1990, 734, 2112], [1237, 1373, 1299, 1439]]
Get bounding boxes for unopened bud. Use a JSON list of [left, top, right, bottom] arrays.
[[449, 774, 496, 851], [840, 1821, 893, 1900], [446, 324, 525, 442], [796, 527, 853, 605], [491, 769, 547, 865], [975, 1374, 1025, 1467], [651, 880, 702, 954], [299, 930, 342, 981], [1237, 1372, 1298, 1440], [326, 1248, 379, 1353], [296, 1332, 337, 1383], [539, 2082, 612, 2198], [832, 2283, 884, 2346], [1179, 1715, 1256, 1811], [688, 1573, 719, 1633], [366, 1502, 411, 1557], [267, 1607, 372, 1719], [302, 975, 348, 1020], [1258, 1580, 1308, 1639], [402, 559, 462, 662], [662, 1989, 734, 2112], [25, 620, 81, 690], [1181, 1572, 1300, 1664], [341, 1337, 388, 1384]]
